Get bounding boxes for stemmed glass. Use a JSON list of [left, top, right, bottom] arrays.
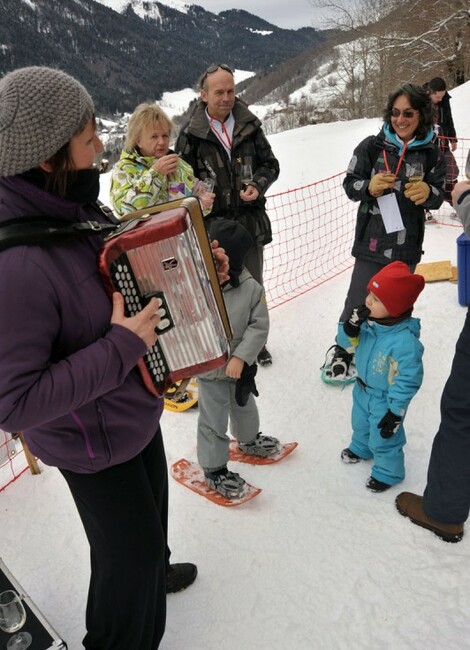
[[406, 161, 424, 184], [0, 591, 32, 649], [465, 149, 470, 181], [240, 164, 253, 189], [201, 177, 215, 194], [192, 177, 215, 198]]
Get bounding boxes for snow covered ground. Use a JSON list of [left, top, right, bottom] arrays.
[[1, 82, 470, 649]]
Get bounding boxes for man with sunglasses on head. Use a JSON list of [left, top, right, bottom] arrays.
[[176, 64, 280, 366]]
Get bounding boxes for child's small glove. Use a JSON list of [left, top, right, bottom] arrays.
[[343, 305, 370, 337], [235, 362, 259, 407], [378, 410, 402, 438]]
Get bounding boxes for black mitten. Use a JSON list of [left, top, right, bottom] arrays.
[[378, 410, 402, 439], [235, 362, 259, 407], [343, 304, 370, 337]]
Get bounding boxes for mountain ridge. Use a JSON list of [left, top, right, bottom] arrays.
[[0, 0, 325, 114]]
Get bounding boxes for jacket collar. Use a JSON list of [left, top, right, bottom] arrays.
[[383, 123, 435, 154], [186, 97, 261, 140]]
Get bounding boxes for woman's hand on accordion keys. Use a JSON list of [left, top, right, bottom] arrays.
[[211, 240, 230, 285], [111, 292, 160, 350]]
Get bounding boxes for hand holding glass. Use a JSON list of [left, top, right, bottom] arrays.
[[0, 590, 32, 649], [192, 178, 215, 198], [406, 162, 424, 184], [241, 164, 253, 189]]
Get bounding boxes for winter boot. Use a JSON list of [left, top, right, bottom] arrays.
[[166, 563, 198, 593], [238, 432, 280, 457], [425, 210, 437, 224], [395, 492, 464, 543], [366, 476, 392, 493], [257, 345, 272, 366], [204, 466, 246, 499], [341, 448, 362, 464]]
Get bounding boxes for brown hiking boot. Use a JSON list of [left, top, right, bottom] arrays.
[[395, 492, 464, 543]]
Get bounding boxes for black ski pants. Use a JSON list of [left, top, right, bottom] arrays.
[[60, 428, 169, 650]]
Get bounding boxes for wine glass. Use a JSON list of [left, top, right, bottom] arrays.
[[406, 161, 424, 184], [465, 149, 470, 181], [240, 164, 253, 189], [192, 177, 215, 200], [0, 591, 32, 649], [202, 178, 215, 193]]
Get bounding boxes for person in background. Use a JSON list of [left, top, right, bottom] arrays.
[[197, 218, 281, 499], [423, 76, 459, 212], [395, 180, 470, 543], [109, 102, 214, 216], [322, 83, 445, 385], [339, 262, 425, 492], [0, 67, 229, 650], [176, 64, 280, 367]]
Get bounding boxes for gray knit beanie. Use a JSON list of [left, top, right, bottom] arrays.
[[0, 66, 94, 177]]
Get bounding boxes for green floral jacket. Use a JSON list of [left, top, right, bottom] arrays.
[[109, 148, 199, 216]]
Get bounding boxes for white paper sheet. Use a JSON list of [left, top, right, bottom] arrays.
[[377, 193, 404, 233]]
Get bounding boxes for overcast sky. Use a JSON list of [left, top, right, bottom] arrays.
[[192, 0, 320, 30]]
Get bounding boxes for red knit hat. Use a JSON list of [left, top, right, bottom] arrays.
[[367, 261, 425, 317]]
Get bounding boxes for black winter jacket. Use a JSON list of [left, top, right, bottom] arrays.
[[176, 98, 280, 245], [434, 92, 457, 149], [343, 128, 446, 266]]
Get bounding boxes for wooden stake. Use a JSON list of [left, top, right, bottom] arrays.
[[18, 432, 41, 475]]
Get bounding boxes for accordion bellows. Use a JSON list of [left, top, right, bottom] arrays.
[[99, 198, 232, 396]]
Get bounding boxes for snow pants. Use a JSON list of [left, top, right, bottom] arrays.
[[424, 310, 470, 524], [197, 377, 260, 470], [348, 382, 406, 486], [60, 429, 168, 650]]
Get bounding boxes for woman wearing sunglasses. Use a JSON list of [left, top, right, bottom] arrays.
[[322, 83, 446, 383]]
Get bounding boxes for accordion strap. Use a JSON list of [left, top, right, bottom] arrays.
[[0, 216, 119, 252]]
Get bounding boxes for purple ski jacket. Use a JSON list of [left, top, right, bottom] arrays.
[[0, 176, 163, 473]]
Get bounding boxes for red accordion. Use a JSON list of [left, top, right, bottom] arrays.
[[99, 198, 232, 396]]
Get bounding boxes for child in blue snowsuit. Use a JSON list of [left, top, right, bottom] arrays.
[[339, 261, 425, 492]]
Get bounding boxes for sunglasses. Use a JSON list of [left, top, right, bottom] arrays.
[[200, 64, 234, 88], [389, 108, 419, 119]]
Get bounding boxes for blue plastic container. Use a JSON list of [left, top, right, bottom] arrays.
[[457, 232, 470, 306]]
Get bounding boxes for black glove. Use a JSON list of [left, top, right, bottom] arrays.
[[378, 410, 402, 439], [235, 362, 259, 407], [343, 305, 370, 337]]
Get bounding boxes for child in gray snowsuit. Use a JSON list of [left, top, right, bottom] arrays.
[[197, 218, 280, 498]]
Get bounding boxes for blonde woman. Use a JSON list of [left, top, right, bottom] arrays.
[[110, 102, 213, 215]]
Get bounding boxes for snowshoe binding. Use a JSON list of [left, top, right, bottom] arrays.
[[321, 345, 357, 384], [238, 432, 281, 458], [204, 467, 247, 499]]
